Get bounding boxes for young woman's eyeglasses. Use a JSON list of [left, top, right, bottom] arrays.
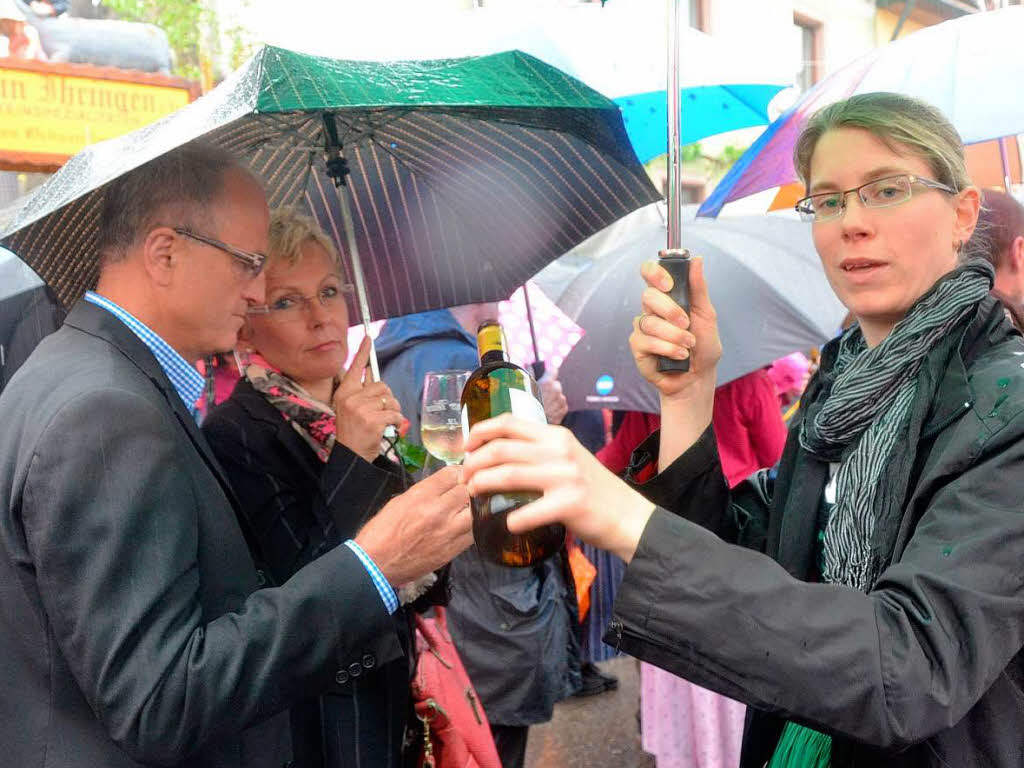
[[795, 174, 957, 223], [247, 283, 355, 321], [174, 228, 266, 277]]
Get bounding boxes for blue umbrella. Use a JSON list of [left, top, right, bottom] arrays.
[[616, 84, 786, 164]]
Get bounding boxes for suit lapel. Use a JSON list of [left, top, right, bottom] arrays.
[[63, 301, 257, 548]]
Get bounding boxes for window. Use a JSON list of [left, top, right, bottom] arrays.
[[793, 13, 823, 93]]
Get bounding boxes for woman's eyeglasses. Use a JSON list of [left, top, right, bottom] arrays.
[[795, 174, 957, 223], [247, 283, 354, 322], [174, 228, 266, 277]]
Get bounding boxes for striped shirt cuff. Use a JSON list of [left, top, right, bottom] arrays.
[[344, 540, 398, 615]]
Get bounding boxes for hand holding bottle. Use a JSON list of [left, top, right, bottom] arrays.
[[461, 320, 565, 566], [462, 415, 655, 563]]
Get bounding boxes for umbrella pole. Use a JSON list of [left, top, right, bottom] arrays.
[[656, 0, 692, 375], [522, 282, 546, 380], [666, 0, 682, 250], [321, 116, 400, 441], [334, 181, 381, 382], [321, 115, 382, 383]]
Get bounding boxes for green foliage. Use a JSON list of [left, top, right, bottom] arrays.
[[680, 142, 703, 163], [101, 0, 209, 80], [393, 436, 428, 472]]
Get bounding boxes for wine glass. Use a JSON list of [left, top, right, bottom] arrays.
[[420, 370, 470, 465]]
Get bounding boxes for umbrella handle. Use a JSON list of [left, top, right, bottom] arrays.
[[655, 250, 691, 374]]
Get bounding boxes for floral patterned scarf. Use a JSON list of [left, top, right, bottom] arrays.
[[237, 350, 336, 462]]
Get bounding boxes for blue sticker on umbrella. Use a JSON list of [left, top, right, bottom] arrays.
[[595, 375, 614, 396]]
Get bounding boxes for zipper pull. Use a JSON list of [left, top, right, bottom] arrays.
[[608, 620, 624, 650], [417, 712, 435, 768], [465, 687, 483, 725]]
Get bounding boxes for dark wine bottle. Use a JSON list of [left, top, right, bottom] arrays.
[[460, 320, 565, 567]]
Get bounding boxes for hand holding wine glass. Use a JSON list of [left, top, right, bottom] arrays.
[[420, 370, 470, 466]]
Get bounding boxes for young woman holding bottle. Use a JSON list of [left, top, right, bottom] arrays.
[[462, 92, 1024, 767]]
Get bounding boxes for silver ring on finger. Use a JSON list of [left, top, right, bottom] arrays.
[[638, 313, 653, 335]]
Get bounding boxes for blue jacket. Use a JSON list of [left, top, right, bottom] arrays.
[[375, 309, 478, 444]]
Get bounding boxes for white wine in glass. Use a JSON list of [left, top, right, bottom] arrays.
[[420, 370, 470, 465]]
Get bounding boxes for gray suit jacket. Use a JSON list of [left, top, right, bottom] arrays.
[[0, 300, 403, 768]]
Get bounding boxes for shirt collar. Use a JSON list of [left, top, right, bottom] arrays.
[[84, 291, 204, 412]]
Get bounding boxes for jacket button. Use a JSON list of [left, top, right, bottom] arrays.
[[335, 669, 349, 685], [348, 662, 363, 678], [361, 653, 376, 670]]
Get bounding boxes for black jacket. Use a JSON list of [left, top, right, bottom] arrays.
[[202, 378, 419, 768], [607, 297, 1024, 767], [0, 300, 402, 768]]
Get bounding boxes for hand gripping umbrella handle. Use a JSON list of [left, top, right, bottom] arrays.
[[656, 249, 691, 374]]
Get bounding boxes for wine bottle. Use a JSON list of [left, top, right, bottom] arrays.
[[460, 320, 566, 567]]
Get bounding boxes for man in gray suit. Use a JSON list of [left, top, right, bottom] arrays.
[[0, 142, 472, 767]]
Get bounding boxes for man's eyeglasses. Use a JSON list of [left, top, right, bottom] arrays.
[[247, 283, 354, 322], [174, 228, 266, 277], [795, 174, 957, 223]]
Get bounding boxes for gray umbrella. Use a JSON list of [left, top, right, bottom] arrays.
[[0, 246, 65, 393], [548, 202, 846, 413]]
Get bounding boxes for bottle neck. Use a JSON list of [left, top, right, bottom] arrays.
[[477, 322, 507, 365]]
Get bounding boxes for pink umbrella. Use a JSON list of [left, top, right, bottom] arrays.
[[499, 281, 584, 377], [348, 282, 584, 377]]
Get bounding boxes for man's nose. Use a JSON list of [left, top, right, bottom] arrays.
[[242, 271, 266, 305]]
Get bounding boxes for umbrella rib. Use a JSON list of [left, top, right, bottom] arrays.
[[406, 114, 583, 249], [456, 117, 608, 235], [368, 142, 416, 312], [349, 144, 403, 313], [428, 185, 456, 304], [408, 174, 447, 307], [387, 151, 431, 307], [307, 172, 358, 292], [482, 121, 614, 246], [366, 124, 540, 284], [513, 51, 591, 106], [719, 85, 780, 124], [381, 119, 555, 259]]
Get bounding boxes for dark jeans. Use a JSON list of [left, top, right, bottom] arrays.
[[491, 724, 529, 768]]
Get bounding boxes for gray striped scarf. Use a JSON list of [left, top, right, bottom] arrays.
[[800, 258, 993, 592]]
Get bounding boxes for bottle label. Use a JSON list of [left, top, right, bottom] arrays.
[[508, 388, 547, 425]]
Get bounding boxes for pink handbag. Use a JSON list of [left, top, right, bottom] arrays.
[[411, 607, 502, 768]]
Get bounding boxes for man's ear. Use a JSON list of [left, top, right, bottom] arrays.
[[141, 227, 178, 287], [1009, 235, 1024, 273]]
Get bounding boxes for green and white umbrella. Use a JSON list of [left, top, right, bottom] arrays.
[[1, 47, 659, 373]]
